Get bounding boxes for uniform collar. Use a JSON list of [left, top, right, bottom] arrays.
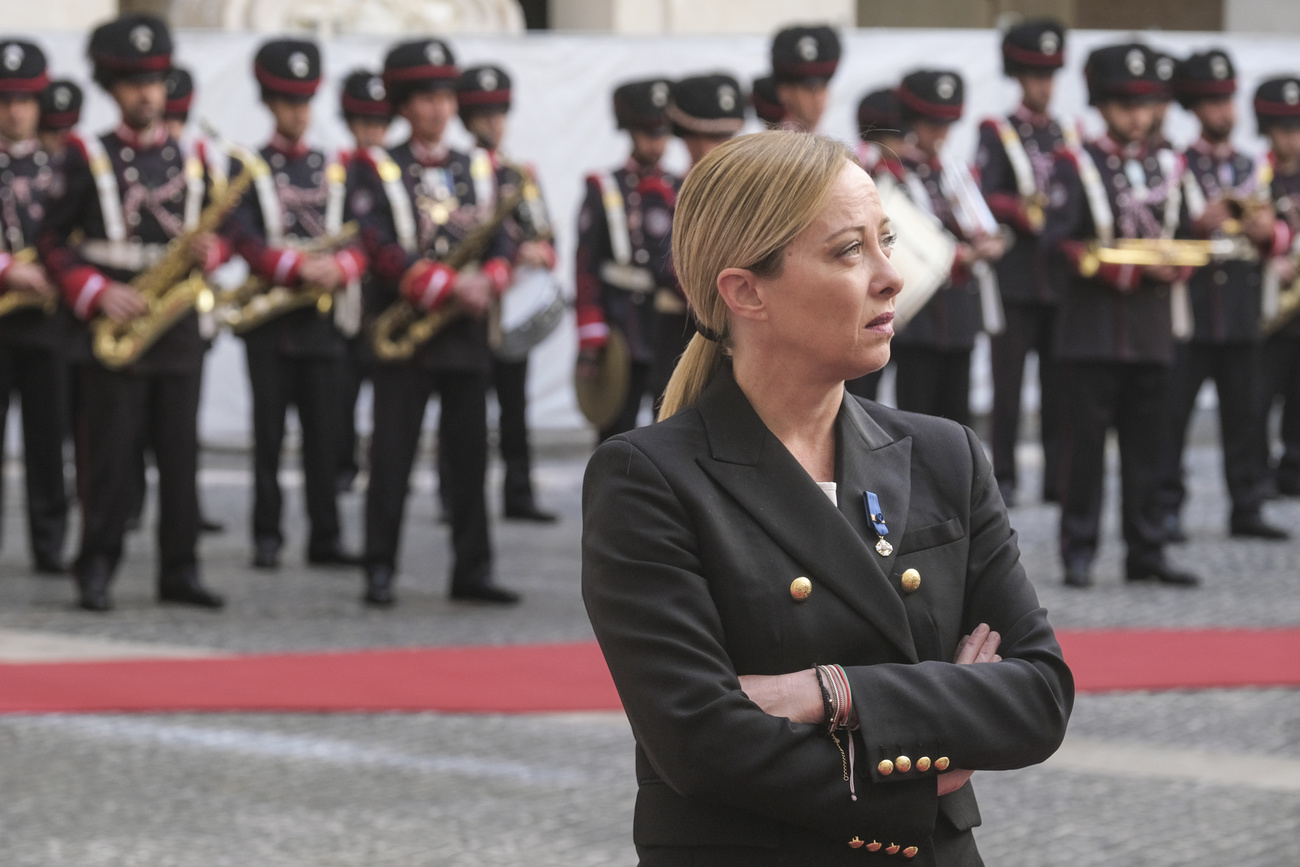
[[267, 131, 310, 161], [624, 155, 663, 178], [1191, 135, 1235, 162], [1012, 103, 1051, 127], [408, 136, 449, 167], [113, 122, 169, 151], [0, 136, 40, 158], [1096, 131, 1147, 160]]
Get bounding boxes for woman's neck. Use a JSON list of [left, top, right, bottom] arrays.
[[733, 350, 842, 483]]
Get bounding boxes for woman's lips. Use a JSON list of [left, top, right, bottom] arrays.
[[865, 312, 894, 332]]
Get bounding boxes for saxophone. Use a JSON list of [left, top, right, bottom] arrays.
[[215, 221, 359, 335], [91, 155, 262, 370], [370, 184, 526, 362], [0, 248, 58, 319]]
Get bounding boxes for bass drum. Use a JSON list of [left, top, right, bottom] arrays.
[[493, 266, 567, 362]]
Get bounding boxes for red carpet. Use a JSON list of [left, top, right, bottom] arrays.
[[0, 629, 1297, 715]]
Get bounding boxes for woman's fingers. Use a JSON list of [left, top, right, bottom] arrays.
[[954, 623, 1002, 665], [975, 630, 1001, 663]]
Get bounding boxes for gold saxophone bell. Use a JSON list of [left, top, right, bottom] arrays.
[[0, 248, 59, 319]]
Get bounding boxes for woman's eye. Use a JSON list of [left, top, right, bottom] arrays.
[[881, 232, 899, 251], [840, 241, 862, 257]]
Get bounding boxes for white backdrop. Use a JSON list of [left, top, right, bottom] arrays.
[[13, 27, 1300, 448]]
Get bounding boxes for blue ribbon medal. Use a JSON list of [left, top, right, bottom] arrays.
[[864, 491, 892, 556]]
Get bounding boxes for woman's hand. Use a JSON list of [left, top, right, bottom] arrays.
[[737, 669, 824, 726], [938, 623, 1002, 796]]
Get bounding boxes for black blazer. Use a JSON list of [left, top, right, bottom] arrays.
[[582, 366, 1073, 866]]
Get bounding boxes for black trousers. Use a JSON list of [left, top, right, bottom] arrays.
[[1057, 360, 1168, 567], [599, 360, 652, 443], [1156, 341, 1264, 521], [365, 364, 491, 590], [75, 363, 200, 579], [1261, 331, 1300, 486], [335, 336, 367, 481], [0, 341, 69, 565], [492, 355, 535, 505], [990, 302, 1060, 499], [244, 339, 343, 553], [892, 345, 972, 427]]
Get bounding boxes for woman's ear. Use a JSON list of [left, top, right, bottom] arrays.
[[717, 267, 767, 323]]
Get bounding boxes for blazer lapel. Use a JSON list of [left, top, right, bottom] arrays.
[[695, 371, 918, 663]]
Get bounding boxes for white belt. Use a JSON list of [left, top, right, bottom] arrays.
[[599, 261, 655, 294], [78, 240, 170, 272]]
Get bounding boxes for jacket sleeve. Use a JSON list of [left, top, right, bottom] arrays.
[[582, 438, 941, 848], [35, 140, 110, 318], [1040, 151, 1142, 291], [977, 119, 1030, 232], [848, 425, 1074, 786], [221, 169, 305, 287], [574, 176, 609, 350]]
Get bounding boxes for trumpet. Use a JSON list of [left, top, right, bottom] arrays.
[[215, 222, 359, 335], [1219, 194, 1271, 237], [1077, 237, 1249, 277], [370, 184, 526, 363], [0, 248, 58, 319]]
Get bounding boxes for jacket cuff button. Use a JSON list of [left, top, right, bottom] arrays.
[[895, 755, 912, 773], [866, 840, 883, 852], [885, 843, 901, 855], [904, 846, 919, 858], [848, 837, 865, 849], [877, 759, 894, 776], [935, 756, 950, 771], [916, 756, 932, 772]]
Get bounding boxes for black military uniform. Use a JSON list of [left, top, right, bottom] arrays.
[[1254, 77, 1300, 498], [977, 20, 1069, 505], [35, 14, 225, 611], [1041, 43, 1198, 588], [0, 39, 68, 574], [850, 87, 905, 402], [351, 38, 520, 607], [890, 70, 987, 427], [657, 73, 746, 399], [456, 63, 557, 523], [769, 25, 840, 132], [222, 39, 366, 568], [574, 79, 679, 441], [334, 69, 391, 493], [1155, 51, 1288, 541]]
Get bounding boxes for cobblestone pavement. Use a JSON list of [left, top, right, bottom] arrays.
[[1, 426, 1298, 866]]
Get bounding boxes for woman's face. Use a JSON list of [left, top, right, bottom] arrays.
[[748, 160, 902, 383]]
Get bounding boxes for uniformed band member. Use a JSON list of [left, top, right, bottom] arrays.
[[1255, 75, 1300, 496], [36, 13, 227, 610], [37, 78, 81, 155], [1155, 50, 1288, 542], [350, 37, 521, 606], [978, 19, 1069, 506], [848, 86, 904, 402], [221, 38, 366, 569], [768, 24, 840, 132], [0, 38, 68, 575], [574, 78, 679, 441], [889, 69, 1004, 427], [749, 74, 783, 127], [456, 62, 558, 522], [655, 73, 746, 401], [162, 66, 193, 141], [334, 68, 392, 492], [1042, 43, 1198, 588], [1149, 49, 1178, 150]]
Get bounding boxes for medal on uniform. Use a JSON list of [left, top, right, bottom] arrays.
[[864, 491, 891, 556]]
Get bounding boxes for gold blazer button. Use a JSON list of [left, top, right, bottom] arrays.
[[895, 755, 912, 773], [903, 846, 919, 858], [934, 757, 950, 771], [848, 837, 865, 849], [885, 843, 901, 855], [900, 568, 921, 593], [916, 757, 932, 772], [877, 759, 894, 776], [866, 841, 883, 852], [790, 577, 812, 601]]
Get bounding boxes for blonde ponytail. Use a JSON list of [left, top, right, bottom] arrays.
[[656, 130, 853, 419]]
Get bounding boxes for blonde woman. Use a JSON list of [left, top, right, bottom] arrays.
[[582, 131, 1072, 866]]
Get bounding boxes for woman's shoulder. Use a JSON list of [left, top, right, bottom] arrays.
[[851, 396, 979, 454], [589, 408, 711, 475]]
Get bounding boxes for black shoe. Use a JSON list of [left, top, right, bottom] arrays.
[[363, 564, 395, 607], [1125, 558, 1200, 587], [34, 554, 67, 576], [252, 538, 281, 570], [1160, 512, 1188, 544], [158, 566, 225, 609], [503, 500, 558, 523], [75, 560, 113, 612], [308, 543, 362, 567], [199, 516, 225, 534], [1063, 557, 1092, 589], [1230, 514, 1290, 540], [450, 582, 521, 605]]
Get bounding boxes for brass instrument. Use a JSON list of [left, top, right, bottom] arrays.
[[1220, 194, 1270, 237], [1263, 256, 1300, 336], [91, 157, 263, 370], [215, 222, 358, 335], [0, 248, 57, 319], [1023, 192, 1049, 234], [371, 184, 527, 362], [1077, 237, 1248, 277]]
